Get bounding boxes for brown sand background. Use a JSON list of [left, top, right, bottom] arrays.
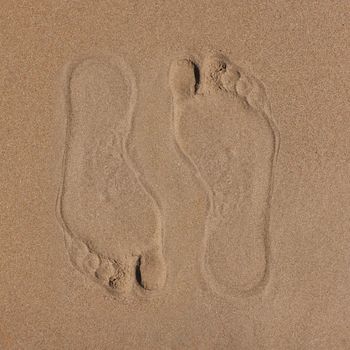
[[1, 1, 350, 349]]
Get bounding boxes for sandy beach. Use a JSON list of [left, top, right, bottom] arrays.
[[1, 1, 349, 349]]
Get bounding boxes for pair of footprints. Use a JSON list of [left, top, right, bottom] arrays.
[[57, 53, 279, 299]]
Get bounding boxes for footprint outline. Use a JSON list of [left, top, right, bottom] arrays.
[[169, 52, 280, 298], [56, 55, 167, 296]]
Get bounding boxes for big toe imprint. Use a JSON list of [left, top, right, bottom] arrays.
[[57, 56, 166, 296], [170, 53, 279, 298]]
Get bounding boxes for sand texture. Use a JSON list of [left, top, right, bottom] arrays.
[[1, 1, 350, 349]]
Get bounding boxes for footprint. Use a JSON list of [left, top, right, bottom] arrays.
[[56, 56, 166, 295], [169, 53, 279, 297]]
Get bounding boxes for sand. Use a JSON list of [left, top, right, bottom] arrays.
[[1, 1, 349, 349]]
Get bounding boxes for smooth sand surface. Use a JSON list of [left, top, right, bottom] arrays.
[[1, 1, 349, 349]]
